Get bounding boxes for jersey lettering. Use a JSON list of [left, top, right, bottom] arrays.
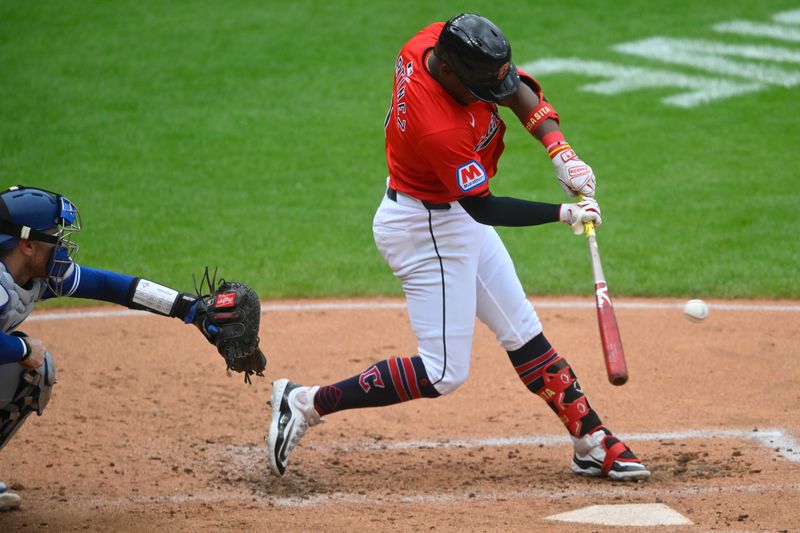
[[395, 56, 405, 77], [391, 55, 413, 135], [457, 161, 487, 192]]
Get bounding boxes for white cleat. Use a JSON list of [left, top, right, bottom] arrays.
[[571, 427, 651, 481], [266, 379, 321, 477]]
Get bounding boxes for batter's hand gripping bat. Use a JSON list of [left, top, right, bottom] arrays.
[[583, 217, 629, 386]]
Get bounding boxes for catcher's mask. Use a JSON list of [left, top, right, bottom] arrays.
[[0, 185, 81, 294], [435, 13, 520, 103]]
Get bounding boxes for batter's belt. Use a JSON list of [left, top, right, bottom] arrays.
[[386, 187, 451, 210]]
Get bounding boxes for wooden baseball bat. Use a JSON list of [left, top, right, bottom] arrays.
[[583, 218, 629, 386]]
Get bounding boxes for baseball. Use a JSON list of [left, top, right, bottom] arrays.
[[683, 299, 709, 321]]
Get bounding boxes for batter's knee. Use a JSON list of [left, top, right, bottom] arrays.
[[0, 351, 57, 452], [423, 357, 470, 397], [432, 373, 467, 396]]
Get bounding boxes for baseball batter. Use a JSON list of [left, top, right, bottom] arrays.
[[0, 185, 264, 511], [268, 13, 649, 481]]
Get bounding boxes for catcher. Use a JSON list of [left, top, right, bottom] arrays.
[[0, 185, 265, 511]]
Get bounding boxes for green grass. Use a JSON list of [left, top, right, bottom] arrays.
[[2, 0, 798, 300]]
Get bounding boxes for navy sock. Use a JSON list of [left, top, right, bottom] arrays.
[[314, 356, 439, 416]]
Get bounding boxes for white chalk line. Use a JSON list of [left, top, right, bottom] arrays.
[[26, 300, 800, 322], [226, 427, 800, 463], [208, 427, 800, 508], [74, 481, 800, 509], [44, 427, 800, 510]]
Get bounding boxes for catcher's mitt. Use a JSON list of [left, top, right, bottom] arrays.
[[192, 270, 267, 384]]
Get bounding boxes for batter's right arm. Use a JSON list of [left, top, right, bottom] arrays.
[[458, 194, 601, 230], [459, 193, 558, 227]]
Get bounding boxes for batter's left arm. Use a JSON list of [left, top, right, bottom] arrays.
[[500, 75, 596, 198], [501, 78, 559, 139]]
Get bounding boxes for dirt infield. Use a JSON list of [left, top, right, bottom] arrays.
[[2, 298, 799, 532]]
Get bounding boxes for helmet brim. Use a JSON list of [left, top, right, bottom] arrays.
[[465, 64, 520, 103]]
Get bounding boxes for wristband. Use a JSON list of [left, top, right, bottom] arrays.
[[19, 337, 31, 361], [523, 99, 560, 135], [129, 278, 180, 316], [541, 131, 565, 151], [172, 293, 201, 322]]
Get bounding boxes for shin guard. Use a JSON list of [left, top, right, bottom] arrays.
[[508, 334, 601, 438], [0, 351, 56, 452], [534, 359, 601, 437]]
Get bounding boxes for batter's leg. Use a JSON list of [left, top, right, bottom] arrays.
[[267, 199, 487, 477], [266, 357, 440, 477], [373, 199, 487, 395], [474, 228, 649, 480]]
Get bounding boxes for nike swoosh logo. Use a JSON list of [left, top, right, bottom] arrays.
[[277, 418, 295, 463]]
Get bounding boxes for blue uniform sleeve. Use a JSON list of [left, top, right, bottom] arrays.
[[43, 264, 136, 306], [0, 331, 26, 365]]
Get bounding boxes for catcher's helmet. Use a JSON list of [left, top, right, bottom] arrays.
[[0, 186, 79, 250], [435, 13, 520, 103], [0, 185, 81, 288]]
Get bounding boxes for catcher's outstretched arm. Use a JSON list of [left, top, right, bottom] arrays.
[[49, 263, 195, 319], [42, 264, 267, 383]]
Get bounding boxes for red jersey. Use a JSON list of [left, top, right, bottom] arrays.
[[385, 23, 506, 203]]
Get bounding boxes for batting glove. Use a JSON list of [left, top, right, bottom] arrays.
[[559, 198, 602, 235], [550, 145, 596, 198]]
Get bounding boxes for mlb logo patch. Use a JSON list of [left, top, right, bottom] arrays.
[[456, 160, 487, 192], [215, 291, 237, 308]]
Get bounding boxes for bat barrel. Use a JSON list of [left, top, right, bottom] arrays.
[[595, 284, 629, 386], [583, 211, 629, 385]]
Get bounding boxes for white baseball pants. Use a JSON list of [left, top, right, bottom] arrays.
[[373, 189, 543, 395]]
